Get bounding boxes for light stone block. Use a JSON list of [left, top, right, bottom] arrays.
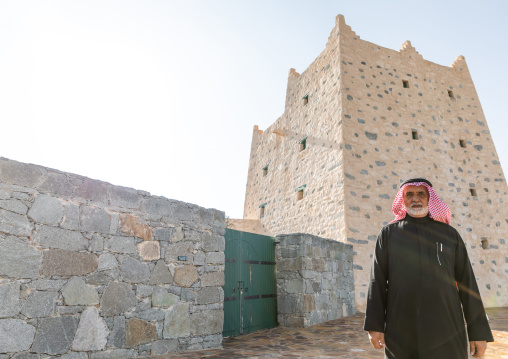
[[0, 199, 28, 215], [119, 213, 152, 240], [62, 277, 99, 305], [0, 209, 33, 237], [72, 306, 109, 351], [0, 319, 36, 353], [27, 195, 63, 225], [98, 253, 118, 271], [152, 290, 179, 307], [138, 241, 160, 261], [200, 272, 224, 287], [0, 237, 41, 279], [33, 225, 88, 251], [21, 291, 58, 317], [125, 318, 157, 348], [190, 310, 223, 336], [105, 236, 136, 254], [0, 281, 20, 318], [173, 266, 198, 287], [163, 303, 190, 338]]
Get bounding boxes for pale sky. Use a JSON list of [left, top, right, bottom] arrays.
[[0, 0, 506, 218]]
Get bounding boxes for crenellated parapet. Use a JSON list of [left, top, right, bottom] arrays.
[[398, 40, 424, 61]]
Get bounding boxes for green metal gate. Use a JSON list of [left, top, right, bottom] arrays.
[[222, 228, 277, 337]]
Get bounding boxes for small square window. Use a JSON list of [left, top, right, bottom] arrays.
[[470, 188, 477, 197], [481, 238, 489, 249], [295, 185, 306, 200], [402, 80, 409, 88], [448, 90, 454, 99], [303, 94, 309, 106], [259, 203, 267, 217], [299, 137, 307, 151], [459, 139, 466, 148], [411, 130, 418, 140]]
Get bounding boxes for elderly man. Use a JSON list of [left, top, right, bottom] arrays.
[[364, 178, 493, 358]]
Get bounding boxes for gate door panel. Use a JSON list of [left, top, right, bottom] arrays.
[[223, 232, 241, 337], [223, 229, 277, 337]]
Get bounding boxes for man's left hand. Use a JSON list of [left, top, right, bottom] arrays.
[[470, 341, 487, 358]]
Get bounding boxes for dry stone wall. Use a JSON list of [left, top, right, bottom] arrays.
[[0, 157, 225, 358], [276, 233, 355, 327]]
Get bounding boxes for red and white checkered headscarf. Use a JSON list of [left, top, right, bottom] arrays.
[[390, 181, 451, 224]]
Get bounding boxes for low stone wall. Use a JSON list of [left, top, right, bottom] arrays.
[[276, 233, 355, 328], [0, 157, 225, 358]]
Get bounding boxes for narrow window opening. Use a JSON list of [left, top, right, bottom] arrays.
[[448, 90, 454, 99], [262, 165, 268, 177], [411, 130, 418, 140], [402, 80, 409, 88], [299, 137, 307, 151], [459, 139, 466, 148], [481, 238, 489, 249], [295, 185, 306, 201], [470, 188, 477, 197], [303, 94, 309, 106], [259, 203, 267, 217]]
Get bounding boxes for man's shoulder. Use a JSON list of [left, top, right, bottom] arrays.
[[378, 221, 403, 236]]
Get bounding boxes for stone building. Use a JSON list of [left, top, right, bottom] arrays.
[[239, 15, 508, 311]]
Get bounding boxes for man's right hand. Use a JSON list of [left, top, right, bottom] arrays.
[[368, 331, 386, 349]]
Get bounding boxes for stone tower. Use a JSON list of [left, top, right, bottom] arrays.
[[240, 15, 508, 311]]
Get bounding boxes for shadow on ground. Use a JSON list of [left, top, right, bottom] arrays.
[[151, 307, 508, 358]]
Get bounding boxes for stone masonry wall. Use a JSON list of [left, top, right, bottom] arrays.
[[276, 233, 355, 328], [0, 157, 225, 358], [243, 14, 508, 312], [242, 22, 347, 242], [337, 16, 508, 311]]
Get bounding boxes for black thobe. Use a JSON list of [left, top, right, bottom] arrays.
[[364, 214, 494, 359]]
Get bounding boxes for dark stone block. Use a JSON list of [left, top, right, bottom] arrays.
[[365, 131, 377, 140], [43, 249, 97, 277], [347, 238, 368, 245], [101, 282, 137, 317], [32, 316, 79, 355]]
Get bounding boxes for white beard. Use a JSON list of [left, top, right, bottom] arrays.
[[406, 206, 429, 217]]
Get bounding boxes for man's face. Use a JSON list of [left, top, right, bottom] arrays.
[[403, 185, 429, 217]]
